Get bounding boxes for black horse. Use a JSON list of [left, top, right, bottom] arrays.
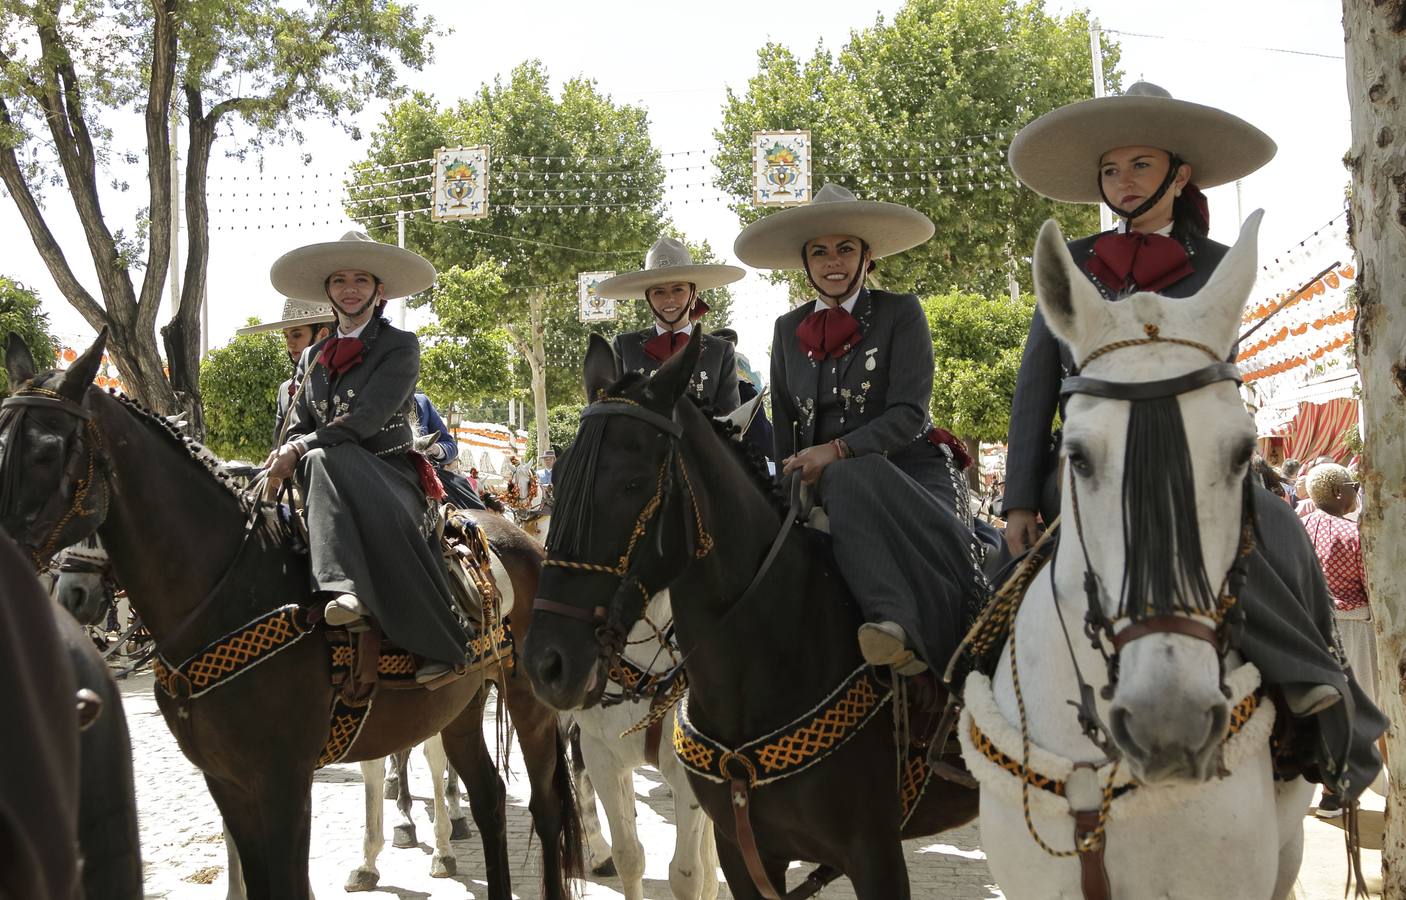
[[523, 333, 979, 899], [0, 332, 581, 900], [0, 524, 142, 899]]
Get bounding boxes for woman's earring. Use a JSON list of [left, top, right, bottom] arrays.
[[1174, 188, 1183, 198]]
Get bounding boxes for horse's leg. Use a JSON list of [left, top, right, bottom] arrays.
[[207, 773, 316, 900], [567, 720, 615, 876], [383, 750, 402, 801], [501, 671, 585, 900], [344, 760, 385, 892], [422, 734, 456, 878], [661, 736, 714, 900], [845, 839, 911, 900], [440, 684, 512, 900], [445, 763, 470, 840], [1272, 777, 1315, 900], [712, 833, 788, 900], [223, 822, 247, 900], [582, 732, 645, 900], [391, 748, 417, 848]]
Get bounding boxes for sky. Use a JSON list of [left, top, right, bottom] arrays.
[[0, 0, 1353, 386]]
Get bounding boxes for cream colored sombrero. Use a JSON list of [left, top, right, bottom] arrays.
[[1008, 82, 1277, 204], [733, 184, 935, 270], [270, 231, 436, 302], [235, 298, 336, 335], [594, 237, 745, 299]]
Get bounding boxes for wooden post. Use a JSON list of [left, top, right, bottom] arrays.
[[1343, 3, 1406, 890]]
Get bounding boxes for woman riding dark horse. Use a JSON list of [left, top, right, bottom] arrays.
[[524, 333, 979, 899], [0, 321, 580, 899], [1004, 82, 1385, 803]]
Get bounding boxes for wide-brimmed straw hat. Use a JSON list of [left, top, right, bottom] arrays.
[[732, 183, 935, 270], [270, 231, 436, 302], [594, 238, 745, 299], [235, 298, 336, 336], [1008, 82, 1277, 204]]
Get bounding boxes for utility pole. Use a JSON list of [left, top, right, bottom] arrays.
[[397, 210, 408, 329], [1090, 19, 1113, 233], [1236, 179, 1245, 226]]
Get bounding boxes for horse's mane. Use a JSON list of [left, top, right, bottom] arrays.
[[548, 373, 782, 556]]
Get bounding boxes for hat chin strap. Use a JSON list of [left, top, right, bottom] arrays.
[[650, 286, 696, 329], [1098, 155, 1183, 226], [802, 240, 869, 302], [329, 295, 385, 327]]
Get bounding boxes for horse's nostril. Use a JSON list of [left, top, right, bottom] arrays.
[[537, 648, 564, 685]]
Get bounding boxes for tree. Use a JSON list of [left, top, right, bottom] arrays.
[[526, 403, 585, 463], [0, 0, 435, 429], [1343, 4, 1406, 891], [349, 64, 728, 452], [0, 276, 59, 394], [198, 325, 286, 460], [923, 289, 1033, 478], [714, 0, 1118, 300], [417, 324, 514, 420]]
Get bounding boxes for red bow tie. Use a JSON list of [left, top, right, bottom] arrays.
[[644, 330, 689, 363], [796, 306, 861, 361], [287, 380, 297, 399], [1085, 232, 1193, 294], [318, 336, 366, 376]]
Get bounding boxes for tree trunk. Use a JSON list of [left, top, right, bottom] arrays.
[[1343, 3, 1406, 892], [529, 290, 550, 456]]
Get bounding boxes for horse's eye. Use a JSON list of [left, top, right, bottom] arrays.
[[1067, 448, 1093, 478]]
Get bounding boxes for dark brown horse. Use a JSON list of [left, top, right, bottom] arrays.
[[523, 334, 979, 899], [0, 332, 581, 900]]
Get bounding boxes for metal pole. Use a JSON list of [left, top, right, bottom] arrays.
[[1090, 19, 1113, 233], [396, 210, 408, 329], [1236, 179, 1245, 226]]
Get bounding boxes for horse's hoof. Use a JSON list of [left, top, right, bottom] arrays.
[[450, 816, 471, 841], [431, 855, 457, 878], [383, 777, 400, 801], [392, 823, 417, 848], [344, 868, 380, 892], [591, 857, 617, 877]]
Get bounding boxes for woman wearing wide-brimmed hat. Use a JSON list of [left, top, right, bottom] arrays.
[[1006, 85, 1385, 807], [236, 298, 335, 445], [735, 183, 994, 676], [596, 237, 744, 412], [1003, 81, 1276, 547], [266, 231, 466, 683]]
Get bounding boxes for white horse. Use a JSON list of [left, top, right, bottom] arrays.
[[961, 211, 1314, 900], [566, 589, 718, 900], [346, 736, 462, 889]]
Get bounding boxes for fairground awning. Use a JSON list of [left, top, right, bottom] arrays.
[[1254, 371, 1359, 463]]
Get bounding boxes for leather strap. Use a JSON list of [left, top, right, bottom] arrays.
[[1075, 809, 1111, 900], [645, 716, 664, 769], [730, 776, 782, 900], [2, 393, 92, 420], [1111, 614, 1219, 652], [581, 400, 682, 438], [532, 597, 605, 624], [1060, 362, 1241, 402]]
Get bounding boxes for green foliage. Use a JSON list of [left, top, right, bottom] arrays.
[[0, 277, 58, 394], [418, 324, 513, 414], [199, 324, 289, 461], [714, 0, 1119, 299], [350, 63, 731, 411], [1342, 422, 1362, 457], [922, 289, 1034, 442], [527, 403, 585, 462]]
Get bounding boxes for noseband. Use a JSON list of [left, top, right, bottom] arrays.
[[535, 398, 714, 699], [1054, 326, 1254, 756], [1, 388, 109, 568]]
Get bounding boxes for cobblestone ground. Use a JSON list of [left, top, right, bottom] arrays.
[[122, 671, 1378, 899]]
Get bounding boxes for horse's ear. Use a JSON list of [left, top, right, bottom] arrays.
[[1032, 219, 1109, 356], [59, 329, 107, 401], [648, 327, 703, 410], [5, 333, 36, 392], [583, 333, 618, 402], [1194, 209, 1263, 357]]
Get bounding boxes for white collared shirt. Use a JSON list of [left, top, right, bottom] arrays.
[[1117, 220, 1175, 237], [655, 322, 694, 337], [338, 319, 370, 340], [812, 288, 861, 315]]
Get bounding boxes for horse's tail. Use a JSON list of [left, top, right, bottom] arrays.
[[545, 721, 586, 896]]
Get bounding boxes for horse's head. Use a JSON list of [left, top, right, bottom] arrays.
[[523, 331, 712, 711], [0, 331, 110, 568], [52, 536, 115, 626], [1033, 211, 1262, 784]]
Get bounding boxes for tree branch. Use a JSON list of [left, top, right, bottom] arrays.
[[135, 0, 179, 336]]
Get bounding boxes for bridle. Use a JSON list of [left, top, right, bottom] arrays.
[[534, 397, 716, 702], [1, 387, 110, 569], [1050, 324, 1254, 756]]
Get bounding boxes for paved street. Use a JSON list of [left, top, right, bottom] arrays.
[[121, 671, 1379, 899]]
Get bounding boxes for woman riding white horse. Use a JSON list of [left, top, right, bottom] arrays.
[[960, 213, 1320, 899]]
